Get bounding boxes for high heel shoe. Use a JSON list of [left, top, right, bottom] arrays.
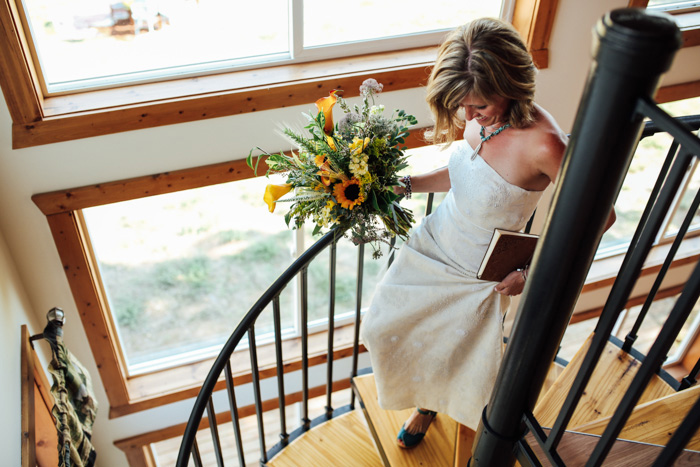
[[396, 408, 437, 448]]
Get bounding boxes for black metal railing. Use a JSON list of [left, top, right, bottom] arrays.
[[175, 195, 437, 466], [471, 9, 700, 467], [175, 227, 341, 466]]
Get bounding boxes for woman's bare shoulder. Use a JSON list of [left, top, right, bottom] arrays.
[[527, 105, 568, 181]]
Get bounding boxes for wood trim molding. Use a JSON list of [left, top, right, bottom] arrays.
[[628, 0, 700, 48], [31, 125, 432, 215], [512, 0, 561, 69], [656, 79, 700, 103], [13, 62, 434, 149], [1, 0, 560, 148], [45, 212, 131, 409], [0, 0, 42, 123]]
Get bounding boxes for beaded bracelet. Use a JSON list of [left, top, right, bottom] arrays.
[[401, 175, 412, 199]]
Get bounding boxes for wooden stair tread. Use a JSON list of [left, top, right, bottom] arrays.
[[353, 373, 457, 467], [573, 383, 700, 450], [266, 409, 383, 467], [523, 428, 700, 466], [534, 333, 676, 429]]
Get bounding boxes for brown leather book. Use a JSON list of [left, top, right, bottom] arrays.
[[477, 229, 539, 282]]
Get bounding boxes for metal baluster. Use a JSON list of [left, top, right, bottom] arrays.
[[546, 147, 694, 452], [300, 266, 311, 430], [679, 356, 700, 390], [350, 242, 365, 409], [523, 412, 566, 467], [615, 141, 679, 282], [192, 438, 203, 467], [651, 394, 700, 467], [272, 294, 289, 445], [224, 361, 246, 467], [622, 155, 700, 353], [425, 192, 434, 216], [249, 326, 267, 463], [587, 260, 700, 466], [326, 239, 338, 418], [206, 398, 225, 467]]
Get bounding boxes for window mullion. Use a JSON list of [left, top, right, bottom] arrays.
[[290, 0, 304, 59]]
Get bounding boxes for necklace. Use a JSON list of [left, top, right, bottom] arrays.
[[471, 122, 511, 160]]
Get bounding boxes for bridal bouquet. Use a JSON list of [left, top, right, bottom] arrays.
[[247, 79, 417, 258]]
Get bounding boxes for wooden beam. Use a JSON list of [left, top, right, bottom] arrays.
[[113, 378, 353, 461], [31, 125, 432, 215], [656, 79, 700, 104], [0, 0, 42, 123], [20, 326, 37, 467], [13, 60, 433, 149], [45, 212, 132, 409]]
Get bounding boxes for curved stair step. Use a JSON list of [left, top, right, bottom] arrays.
[[353, 373, 457, 467], [534, 333, 676, 429], [573, 383, 700, 450], [523, 429, 700, 466], [266, 409, 382, 467]]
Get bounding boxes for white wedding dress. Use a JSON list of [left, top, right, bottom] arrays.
[[360, 139, 544, 429]]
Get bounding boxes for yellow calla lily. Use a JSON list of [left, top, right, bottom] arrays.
[[326, 135, 337, 151], [264, 183, 293, 213], [316, 90, 338, 135]]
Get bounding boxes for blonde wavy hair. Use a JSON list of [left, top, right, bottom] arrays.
[[425, 18, 537, 144]]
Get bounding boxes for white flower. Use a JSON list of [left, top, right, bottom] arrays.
[[370, 105, 385, 116]]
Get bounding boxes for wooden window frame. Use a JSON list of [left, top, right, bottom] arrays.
[[1, 0, 559, 150], [629, 0, 700, 47]]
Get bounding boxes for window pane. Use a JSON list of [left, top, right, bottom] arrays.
[[598, 132, 670, 255], [613, 294, 700, 361], [21, 0, 289, 91], [598, 96, 700, 256], [83, 177, 295, 373], [665, 163, 700, 237], [303, 0, 502, 47], [648, 0, 700, 10]]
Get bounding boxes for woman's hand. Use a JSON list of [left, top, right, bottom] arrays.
[[494, 270, 526, 296]]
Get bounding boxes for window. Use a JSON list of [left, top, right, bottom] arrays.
[[631, 0, 700, 46], [79, 142, 450, 376], [18, 0, 504, 94], [27, 1, 562, 415], [1, 0, 560, 148], [597, 96, 700, 258]]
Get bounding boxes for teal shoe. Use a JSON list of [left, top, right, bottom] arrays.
[[396, 408, 437, 449]]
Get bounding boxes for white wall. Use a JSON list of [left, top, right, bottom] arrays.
[[1, 0, 700, 465]]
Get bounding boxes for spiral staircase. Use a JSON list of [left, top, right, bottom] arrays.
[[175, 9, 700, 467]]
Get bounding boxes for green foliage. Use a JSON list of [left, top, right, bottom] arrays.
[[247, 79, 418, 258]]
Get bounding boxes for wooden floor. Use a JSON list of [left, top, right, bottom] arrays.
[[152, 389, 355, 466], [266, 410, 382, 467], [353, 373, 457, 467]]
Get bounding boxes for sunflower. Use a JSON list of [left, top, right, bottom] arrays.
[[333, 178, 365, 210]]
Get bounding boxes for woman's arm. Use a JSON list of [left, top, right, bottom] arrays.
[[395, 167, 451, 196]]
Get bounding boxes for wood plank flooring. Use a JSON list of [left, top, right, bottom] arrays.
[[353, 373, 457, 467], [266, 410, 382, 467]]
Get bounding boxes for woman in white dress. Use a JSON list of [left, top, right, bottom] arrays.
[[360, 18, 612, 448]]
